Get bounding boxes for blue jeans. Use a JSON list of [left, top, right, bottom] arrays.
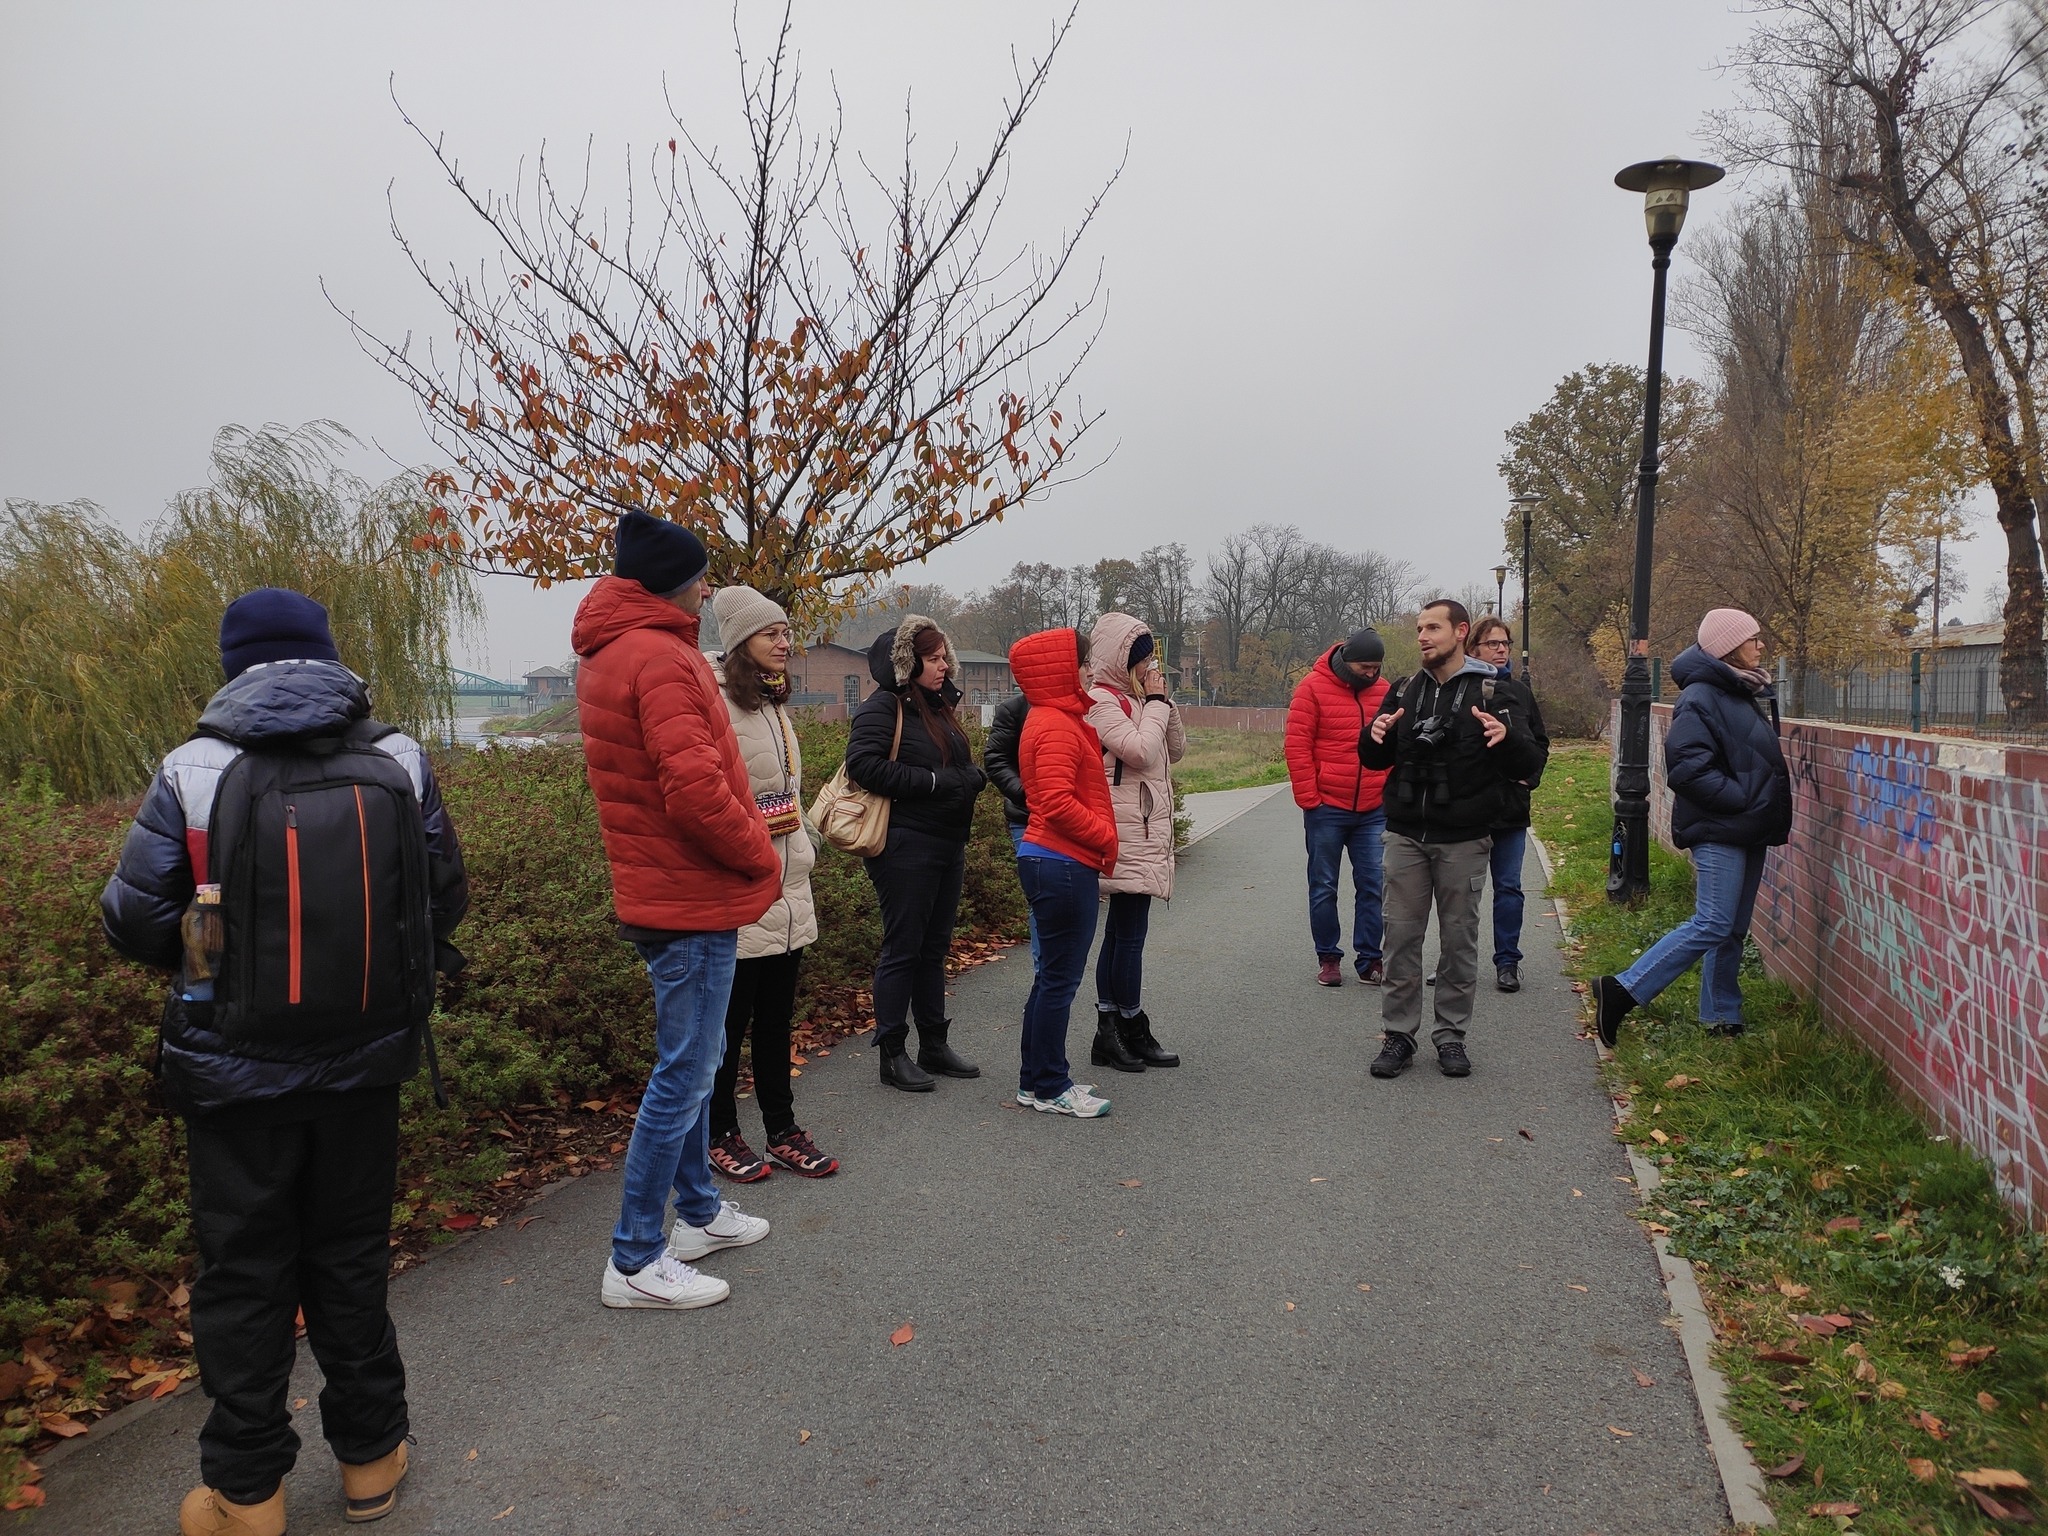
[[1490, 828, 1528, 968], [1095, 892, 1151, 1013], [1017, 856, 1100, 1101], [1304, 805, 1385, 970], [614, 931, 738, 1272], [1006, 821, 1042, 968], [1618, 843, 1768, 1026]]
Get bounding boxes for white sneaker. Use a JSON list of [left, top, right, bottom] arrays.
[[1031, 1085, 1111, 1118], [601, 1253, 730, 1309], [667, 1200, 770, 1261], [1015, 1089, 1035, 1107]]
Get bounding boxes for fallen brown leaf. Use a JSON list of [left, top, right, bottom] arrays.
[[1777, 1280, 1811, 1300], [443, 1214, 480, 1233], [1664, 1074, 1694, 1090], [1807, 1501, 1861, 1518], [1981, 1391, 2001, 1411], [1906, 1456, 1937, 1482], [1950, 1344, 1998, 1368], [1756, 1346, 1813, 1365], [1606, 1425, 1633, 1437], [798, 1429, 812, 1445], [578, 1099, 607, 1112], [2, 1485, 45, 1512], [1118, 1179, 1142, 1188], [1572, 1188, 1584, 1198], [1822, 1312, 1854, 1329], [292, 1397, 308, 1411], [1763, 1453, 1805, 1479], [1962, 1470, 2034, 1492], [1308, 1177, 1328, 1184], [36, 1413, 87, 1438], [1823, 1216, 1862, 1234], [492, 1506, 514, 1521], [1518, 1129, 1535, 1141], [1879, 1380, 1907, 1401], [1794, 1314, 1838, 1337], [1357, 1284, 1371, 1292], [1960, 1483, 2035, 1522], [1285, 1302, 1296, 1312], [1568, 1284, 1589, 1293], [1632, 1369, 1655, 1388], [1649, 1129, 1670, 1145], [1909, 1409, 1948, 1440], [890, 1324, 915, 1347], [516, 1215, 545, 1232], [466, 1449, 479, 1462]]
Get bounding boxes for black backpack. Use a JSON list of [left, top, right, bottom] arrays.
[[202, 718, 436, 1056]]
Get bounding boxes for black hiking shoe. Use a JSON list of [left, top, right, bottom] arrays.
[[1436, 1039, 1472, 1077], [1705, 1020, 1746, 1039], [1593, 975, 1636, 1049], [1496, 965, 1521, 993], [1369, 1034, 1415, 1079]]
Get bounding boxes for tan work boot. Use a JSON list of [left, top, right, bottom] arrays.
[[179, 1484, 286, 1536], [339, 1440, 408, 1523]]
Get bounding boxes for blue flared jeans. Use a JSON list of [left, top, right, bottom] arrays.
[[1617, 842, 1768, 1026]]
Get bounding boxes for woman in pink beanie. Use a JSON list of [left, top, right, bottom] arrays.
[[1593, 608, 1792, 1046]]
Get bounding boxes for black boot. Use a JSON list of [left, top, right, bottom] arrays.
[[877, 1030, 935, 1092], [1090, 1011, 1146, 1073], [1594, 975, 1636, 1049], [1119, 1010, 1179, 1068], [915, 1019, 980, 1079], [1369, 1033, 1415, 1079]]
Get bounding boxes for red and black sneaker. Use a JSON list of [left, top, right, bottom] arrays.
[[1358, 959, 1385, 986], [709, 1130, 770, 1183], [766, 1127, 840, 1179]]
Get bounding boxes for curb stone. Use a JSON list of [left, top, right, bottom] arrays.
[[1531, 833, 1776, 1531]]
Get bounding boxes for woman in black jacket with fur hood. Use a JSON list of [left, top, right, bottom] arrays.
[[845, 615, 987, 1091]]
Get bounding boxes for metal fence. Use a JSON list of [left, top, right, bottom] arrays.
[[1774, 646, 2044, 739]]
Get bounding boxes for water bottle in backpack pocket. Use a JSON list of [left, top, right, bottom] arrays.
[[202, 721, 436, 1054]]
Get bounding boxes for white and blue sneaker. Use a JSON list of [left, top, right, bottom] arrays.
[[1015, 1089, 1035, 1108], [1031, 1084, 1111, 1118], [601, 1253, 729, 1310], [667, 1201, 770, 1261]]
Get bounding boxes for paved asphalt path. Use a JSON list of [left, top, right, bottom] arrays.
[[40, 791, 1729, 1535]]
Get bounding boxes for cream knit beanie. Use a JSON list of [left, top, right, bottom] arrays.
[[713, 585, 790, 656]]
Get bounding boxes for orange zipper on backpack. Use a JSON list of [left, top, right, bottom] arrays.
[[354, 787, 372, 1011], [285, 804, 302, 1005]]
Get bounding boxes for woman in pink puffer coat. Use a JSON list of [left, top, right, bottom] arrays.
[[1084, 611, 1186, 1073]]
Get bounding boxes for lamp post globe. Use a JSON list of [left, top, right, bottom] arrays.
[[1608, 156, 1722, 906], [1510, 493, 1544, 684], [1492, 564, 1509, 620]]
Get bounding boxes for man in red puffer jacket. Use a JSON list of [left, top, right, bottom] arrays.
[[1284, 627, 1392, 987], [573, 510, 780, 1314]]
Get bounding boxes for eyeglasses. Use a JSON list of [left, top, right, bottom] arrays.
[[1476, 638, 1511, 650]]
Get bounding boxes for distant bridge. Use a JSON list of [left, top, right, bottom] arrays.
[[447, 669, 526, 708]]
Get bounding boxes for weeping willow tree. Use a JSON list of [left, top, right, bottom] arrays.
[[0, 423, 479, 801]]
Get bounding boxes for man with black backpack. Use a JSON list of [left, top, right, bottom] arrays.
[[102, 588, 468, 1536], [1358, 598, 1540, 1080]]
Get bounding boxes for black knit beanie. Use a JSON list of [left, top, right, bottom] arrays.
[[615, 510, 709, 595], [1341, 627, 1385, 664], [1128, 632, 1155, 669], [219, 588, 340, 680]]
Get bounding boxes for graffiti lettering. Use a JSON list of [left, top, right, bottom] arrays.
[[1847, 736, 1939, 856]]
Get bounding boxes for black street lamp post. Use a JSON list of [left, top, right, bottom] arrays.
[[1608, 156, 1722, 905], [1511, 493, 1543, 683]]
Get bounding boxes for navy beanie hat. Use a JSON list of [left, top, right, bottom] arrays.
[[615, 510, 709, 595], [1127, 631, 1156, 669], [219, 588, 340, 680], [1341, 627, 1385, 665]]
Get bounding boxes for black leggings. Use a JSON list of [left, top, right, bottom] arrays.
[[865, 825, 967, 1049], [1095, 891, 1152, 1013], [710, 949, 804, 1141]]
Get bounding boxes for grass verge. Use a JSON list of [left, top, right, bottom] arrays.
[[1174, 727, 1287, 794], [1534, 745, 2048, 1535]]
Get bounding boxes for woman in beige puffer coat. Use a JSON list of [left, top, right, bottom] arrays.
[[705, 586, 838, 1182], [1084, 610, 1186, 1074]]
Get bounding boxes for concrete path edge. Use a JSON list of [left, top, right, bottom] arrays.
[[1530, 833, 1777, 1531]]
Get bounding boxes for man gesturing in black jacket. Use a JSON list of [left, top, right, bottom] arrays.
[[1358, 599, 1541, 1079]]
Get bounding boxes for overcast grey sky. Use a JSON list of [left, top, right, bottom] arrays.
[[0, 1, 2004, 679]]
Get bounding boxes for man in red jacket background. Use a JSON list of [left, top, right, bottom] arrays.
[[573, 510, 781, 1312], [1284, 628, 1392, 987]]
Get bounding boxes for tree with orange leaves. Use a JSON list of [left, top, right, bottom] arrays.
[[350, 6, 1113, 635]]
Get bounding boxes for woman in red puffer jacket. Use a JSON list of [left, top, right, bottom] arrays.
[[1011, 627, 1119, 1119]]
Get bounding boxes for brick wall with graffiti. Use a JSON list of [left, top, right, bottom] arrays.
[[1636, 703, 2048, 1218]]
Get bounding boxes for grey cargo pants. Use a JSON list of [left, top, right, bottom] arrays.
[[1380, 831, 1493, 1046]]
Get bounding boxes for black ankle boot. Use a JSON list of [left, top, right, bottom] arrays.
[[1594, 975, 1636, 1049], [1090, 1012, 1146, 1073], [879, 1034, 935, 1092], [915, 1020, 980, 1079], [1119, 1010, 1179, 1068]]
